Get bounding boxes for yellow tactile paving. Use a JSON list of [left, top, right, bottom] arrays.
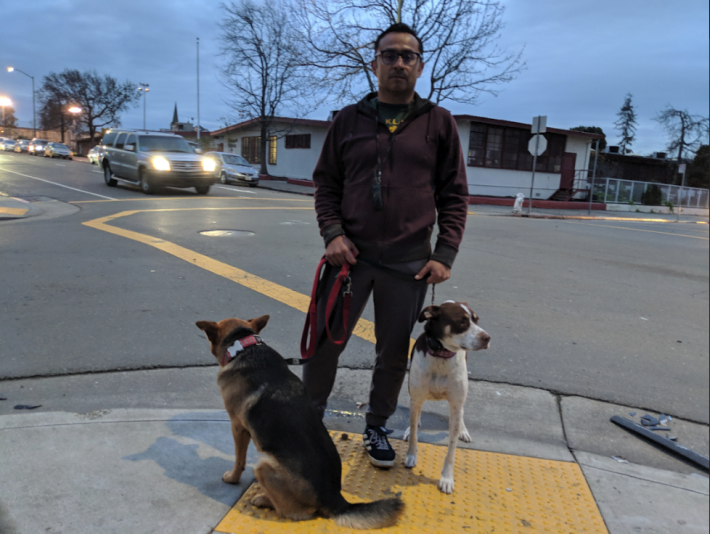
[[215, 431, 607, 534]]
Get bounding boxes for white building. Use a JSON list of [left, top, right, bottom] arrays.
[[210, 114, 603, 199], [210, 117, 331, 182]]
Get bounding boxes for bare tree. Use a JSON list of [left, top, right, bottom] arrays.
[[37, 70, 139, 141], [293, 0, 524, 105], [614, 93, 636, 154], [1, 106, 18, 128], [218, 0, 319, 175], [655, 106, 709, 184]]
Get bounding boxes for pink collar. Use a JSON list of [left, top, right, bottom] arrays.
[[221, 334, 263, 366], [425, 337, 457, 359], [427, 346, 458, 359]]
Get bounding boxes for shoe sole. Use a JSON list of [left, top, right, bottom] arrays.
[[367, 455, 395, 468]]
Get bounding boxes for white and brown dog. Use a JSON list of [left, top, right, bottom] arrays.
[[404, 300, 491, 494]]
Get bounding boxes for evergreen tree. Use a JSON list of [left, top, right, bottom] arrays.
[[614, 93, 637, 154]]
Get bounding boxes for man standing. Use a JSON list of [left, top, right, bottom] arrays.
[[305, 23, 469, 467]]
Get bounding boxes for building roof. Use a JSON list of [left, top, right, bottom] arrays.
[[453, 115, 605, 140], [211, 117, 331, 136]]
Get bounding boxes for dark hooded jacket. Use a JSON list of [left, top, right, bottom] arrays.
[[313, 92, 469, 268]]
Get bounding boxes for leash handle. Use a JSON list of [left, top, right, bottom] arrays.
[[300, 257, 352, 360]]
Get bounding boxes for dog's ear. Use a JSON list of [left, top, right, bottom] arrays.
[[196, 321, 219, 344], [418, 306, 439, 323], [248, 315, 270, 334]]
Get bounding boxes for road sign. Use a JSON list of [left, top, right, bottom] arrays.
[[528, 134, 547, 156], [679, 163, 686, 174], [532, 116, 547, 134]]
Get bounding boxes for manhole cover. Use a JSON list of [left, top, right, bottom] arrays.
[[199, 230, 255, 237]]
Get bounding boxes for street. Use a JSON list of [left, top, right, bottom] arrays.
[[2, 150, 708, 420]]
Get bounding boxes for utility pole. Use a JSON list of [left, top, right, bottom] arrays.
[[196, 37, 200, 141], [138, 83, 149, 129]]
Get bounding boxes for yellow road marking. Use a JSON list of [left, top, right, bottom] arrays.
[[562, 220, 709, 240], [0, 207, 28, 216], [83, 207, 378, 345]]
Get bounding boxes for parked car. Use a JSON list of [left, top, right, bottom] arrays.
[[205, 152, 260, 187], [28, 139, 50, 155], [0, 139, 17, 151], [14, 140, 30, 153], [44, 142, 73, 159], [100, 129, 217, 195], [87, 145, 101, 165]]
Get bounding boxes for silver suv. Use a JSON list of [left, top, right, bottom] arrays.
[[100, 129, 217, 194]]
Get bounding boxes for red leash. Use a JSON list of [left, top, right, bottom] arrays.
[[300, 256, 352, 360]]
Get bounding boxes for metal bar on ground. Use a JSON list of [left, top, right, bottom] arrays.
[[610, 416, 709, 470]]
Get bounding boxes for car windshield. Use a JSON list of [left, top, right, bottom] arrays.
[[139, 136, 191, 153], [55, 144, 69, 150], [223, 154, 250, 166]]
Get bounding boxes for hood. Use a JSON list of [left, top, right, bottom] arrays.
[[142, 151, 204, 162]]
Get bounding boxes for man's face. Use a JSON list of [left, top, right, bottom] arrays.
[[370, 32, 424, 102]]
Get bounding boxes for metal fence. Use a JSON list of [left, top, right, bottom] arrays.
[[590, 178, 709, 208]]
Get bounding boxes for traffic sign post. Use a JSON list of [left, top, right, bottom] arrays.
[[528, 116, 548, 214], [677, 163, 687, 221]]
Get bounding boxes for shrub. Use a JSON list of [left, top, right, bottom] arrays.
[[642, 184, 663, 205]]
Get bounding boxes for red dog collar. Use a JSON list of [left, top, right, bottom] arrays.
[[222, 335, 263, 366], [427, 347, 458, 359], [425, 336, 457, 359]]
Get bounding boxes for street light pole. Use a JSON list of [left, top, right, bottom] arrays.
[[196, 37, 200, 141], [6, 67, 36, 137], [138, 83, 149, 130]]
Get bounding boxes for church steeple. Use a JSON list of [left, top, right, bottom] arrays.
[[172, 102, 179, 124]]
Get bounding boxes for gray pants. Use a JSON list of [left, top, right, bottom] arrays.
[[302, 258, 429, 427]]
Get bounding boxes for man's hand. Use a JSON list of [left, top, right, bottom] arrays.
[[325, 235, 359, 267], [415, 260, 450, 284]]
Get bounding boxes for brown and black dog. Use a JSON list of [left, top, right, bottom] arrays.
[[196, 315, 404, 529]]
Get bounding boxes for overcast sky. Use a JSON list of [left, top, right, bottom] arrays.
[[1, 0, 708, 155]]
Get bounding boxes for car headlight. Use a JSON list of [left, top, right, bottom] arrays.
[[152, 157, 171, 171], [202, 158, 216, 172]]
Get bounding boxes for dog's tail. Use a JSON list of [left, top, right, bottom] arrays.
[[332, 497, 404, 530]]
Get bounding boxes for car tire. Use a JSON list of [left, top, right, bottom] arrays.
[[139, 169, 155, 195], [220, 172, 228, 184], [103, 163, 118, 187], [195, 185, 210, 195], [249, 183, 258, 188]]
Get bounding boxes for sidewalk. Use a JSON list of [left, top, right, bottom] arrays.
[[257, 179, 709, 223], [0, 367, 707, 533]]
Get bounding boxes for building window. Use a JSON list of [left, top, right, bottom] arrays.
[[285, 134, 311, 149], [468, 122, 566, 173], [268, 136, 277, 165], [242, 136, 261, 164]]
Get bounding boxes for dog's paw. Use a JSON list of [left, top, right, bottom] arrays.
[[459, 427, 472, 443], [250, 494, 274, 509], [222, 470, 241, 484], [403, 427, 410, 441], [438, 476, 455, 494], [404, 454, 417, 468]]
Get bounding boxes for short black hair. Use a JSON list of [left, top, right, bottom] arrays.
[[374, 23, 423, 56]]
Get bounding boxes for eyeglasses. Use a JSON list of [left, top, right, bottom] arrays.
[[375, 50, 422, 66]]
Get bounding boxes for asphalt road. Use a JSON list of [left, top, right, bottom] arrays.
[[1, 151, 708, 423]]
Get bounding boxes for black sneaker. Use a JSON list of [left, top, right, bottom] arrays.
[[362, 425, 395, 467]]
